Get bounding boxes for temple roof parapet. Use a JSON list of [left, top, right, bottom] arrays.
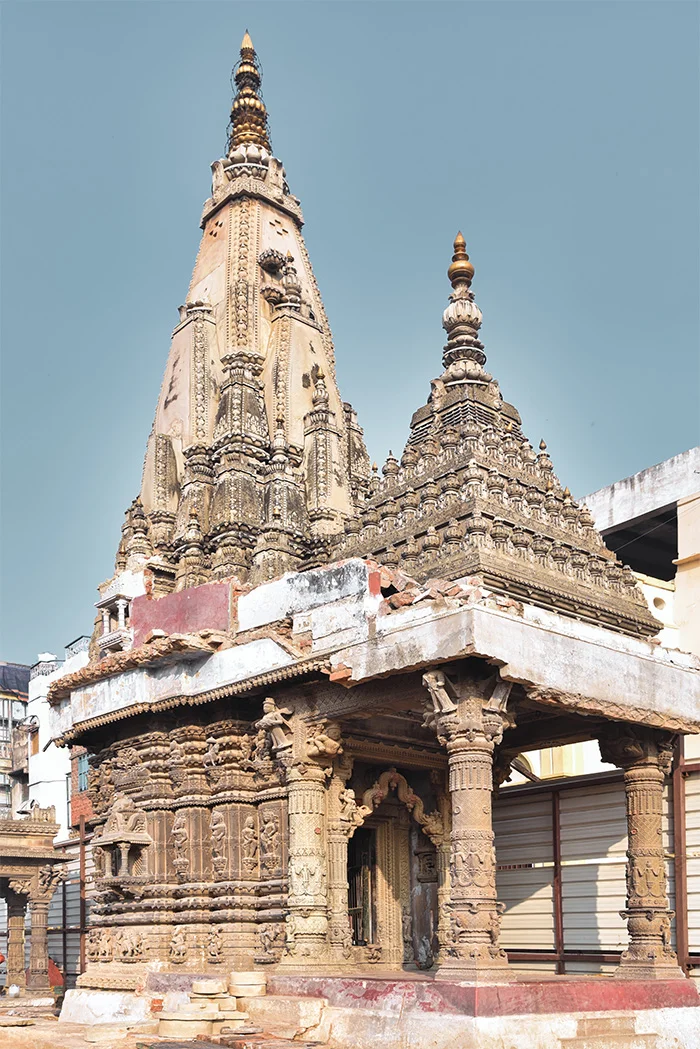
[[49, 558, 700, 746]]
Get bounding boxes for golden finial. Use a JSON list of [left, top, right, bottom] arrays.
[[229, 30, 271, 153], [539, 439, 547, 451], [447, 231, 475, 288]]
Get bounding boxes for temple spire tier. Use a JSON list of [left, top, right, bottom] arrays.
[[228, 31, 271, 154], [338, 235, 659, 640], [102, 35, 370, 610]]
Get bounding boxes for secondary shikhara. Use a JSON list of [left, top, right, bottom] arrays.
[[39, 32, 700, 1046]]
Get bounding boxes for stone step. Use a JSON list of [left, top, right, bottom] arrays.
[[216, 1038, 325, 1049], [560, 1012, 659, 1049], [576, 1016, 638, 1035], [560, 1035, 658, 1049], [243, 993, 328, 1040]]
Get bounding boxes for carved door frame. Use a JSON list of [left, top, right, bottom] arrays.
[[349, 766, 448, 970]]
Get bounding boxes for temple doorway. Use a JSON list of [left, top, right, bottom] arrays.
[[347, 799, 439, 969], [348, 827, 376, 946]]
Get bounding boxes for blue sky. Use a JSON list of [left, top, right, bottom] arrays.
[[1, 1, 698, 664]]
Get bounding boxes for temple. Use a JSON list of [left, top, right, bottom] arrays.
[[47, 34, 700, 1047]]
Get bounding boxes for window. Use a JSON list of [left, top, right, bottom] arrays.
[[78, 753, 89, 793]]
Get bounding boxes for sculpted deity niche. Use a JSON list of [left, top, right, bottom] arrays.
[[260, 811, 281, 873], [210, 808, 227, 875], [241, 814, 259, 872], [171, 811, 190, 879]]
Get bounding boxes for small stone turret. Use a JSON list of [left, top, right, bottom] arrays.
[[338, 235, 659, 639]]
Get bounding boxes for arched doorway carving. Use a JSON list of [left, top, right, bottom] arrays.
[[347, 767, 450, 969]]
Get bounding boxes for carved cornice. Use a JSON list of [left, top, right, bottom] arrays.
[[527, 685, 700, 734], [345, 736, 445, 770], [53, 656, 330, 746]]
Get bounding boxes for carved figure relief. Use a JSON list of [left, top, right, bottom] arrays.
[[257, 922, 283, 962], [452, 844, 495, 890], [241, 814, 258, 872], [93, 845, 106, 880], [168, 739, 186, 787], [98, 928, 113, 962], [37, 864, 66, 897], [402, 907, 414, 963], [114, 928, 144, 962], [207, 926, 223, 964], [169, 927, 188, 963], [204, 736, 222, 785], [255, 698, 293, 752], [290, 857, 325, 899], [210, 808, 227, 876], [86, 929, 101, 963], [306, 721, 343, 759], [104, 794, 147, 838], [171, 811, 190, 880], [260, 811, 281, 873]]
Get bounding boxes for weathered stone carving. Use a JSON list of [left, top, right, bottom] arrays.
[[241, 814, 258, 872], [204, 736, 223, 784], [598, 726, 684, 980], [169, 927, 188, 963], [171, 811, 190, 881], [210, 808, 227, 876], [255, 698, 293, 753], [422, 668, 510, 979], [207, 926, 223, 963], [114, 928, 144, 962], [306, 721, 343, 759], [260, 811, 281, 873], [257, 922, 284, 963]]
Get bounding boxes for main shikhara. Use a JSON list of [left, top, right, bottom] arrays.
[[44, 32, 700, 1016]]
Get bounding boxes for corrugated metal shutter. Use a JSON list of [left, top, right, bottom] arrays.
[[686, 770, 700, 955], [494, 793, 555, 950]]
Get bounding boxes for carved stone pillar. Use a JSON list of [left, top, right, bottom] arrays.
[[423, 668, 510, 981], [326, 757, 355, 962], [599, 727, 685, 979], [428, 769, 452, 961], [6, 890, 27, 989], [27, 899, 50, 991], [279, 763, 329, 965]]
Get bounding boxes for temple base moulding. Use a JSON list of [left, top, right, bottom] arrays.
[[58, 974, 700, 1049]]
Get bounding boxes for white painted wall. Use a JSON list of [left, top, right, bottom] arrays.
[[28, 647, 89, 841]]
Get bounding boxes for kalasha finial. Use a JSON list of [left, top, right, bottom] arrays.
[[229, 30, 271, 153], [447, 231, 475, 289]]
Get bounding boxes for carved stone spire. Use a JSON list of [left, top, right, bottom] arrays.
[[104, 35, 370, 602], [338, 235, 659, 639], [228, 31, 271, 153], [441, 232, 487, 382]]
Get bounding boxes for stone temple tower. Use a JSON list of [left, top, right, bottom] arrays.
[[117, 33, 370, 596]]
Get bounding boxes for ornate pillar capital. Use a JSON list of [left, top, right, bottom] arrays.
[[598, 725, 675, 774]]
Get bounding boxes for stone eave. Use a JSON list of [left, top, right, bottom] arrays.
[[50, 574, 700, 745], [47, 632, 230, 705], [327, 600, 700, 733], [0, 847, 67, 862], [51, 654, 330, 747]]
